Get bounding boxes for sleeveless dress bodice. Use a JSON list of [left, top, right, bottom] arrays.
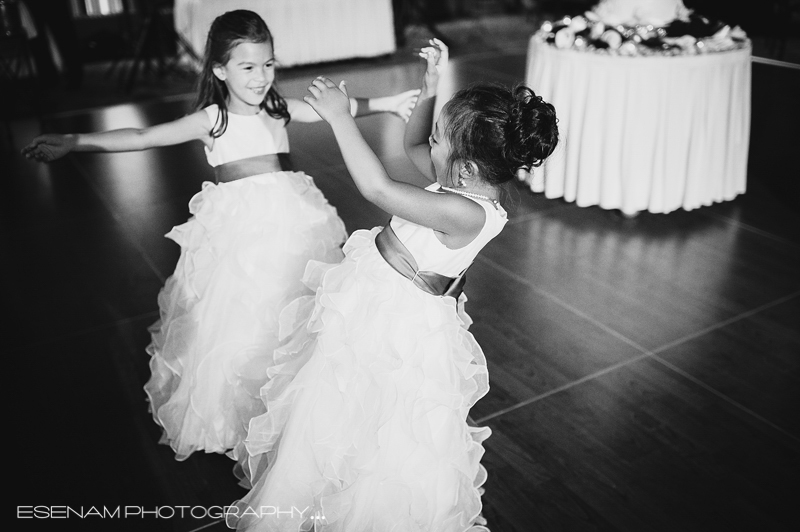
[[389, 184, 508, 277], [203, 104, 290, 167]]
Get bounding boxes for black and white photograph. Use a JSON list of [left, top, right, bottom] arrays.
[[4, 1, 798, 531]]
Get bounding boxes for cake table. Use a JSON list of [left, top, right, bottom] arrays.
[[522, 34, 751, 214]]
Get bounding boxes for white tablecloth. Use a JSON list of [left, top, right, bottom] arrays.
[[174, 0, 396, 68], [523, 38, 752, 214]]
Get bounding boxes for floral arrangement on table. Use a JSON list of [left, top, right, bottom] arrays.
[[535, 0, 749, 56]]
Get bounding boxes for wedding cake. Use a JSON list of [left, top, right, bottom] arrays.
[[589, 0, 690, 27], [534, 0, 748, 56]]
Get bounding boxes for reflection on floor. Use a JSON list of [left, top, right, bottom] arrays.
[[4, 21, 799, 532]]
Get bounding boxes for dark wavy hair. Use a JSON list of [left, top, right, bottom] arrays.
[[441, 83, 558, 187], [193, 10, 290, 138]]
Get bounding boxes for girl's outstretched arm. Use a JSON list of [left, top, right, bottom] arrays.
[[404, 39, 448, 182], [286, 88, 420, 123], [21, 111, 211, 163], [305, 77, 485, 241]]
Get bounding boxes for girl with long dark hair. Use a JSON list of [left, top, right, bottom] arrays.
[[23, 9, 419, 462]]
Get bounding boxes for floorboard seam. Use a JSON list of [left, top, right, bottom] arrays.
[[650, 353, 800, 445], [188, 518, 225, 532], [648, 290, 800, 444], [476, 254, 651, 354], [473, 253, 659, 424], [474, 351, 654, 423], [698, 210, 800, 248], [649, 290, 800, 356], [475, 256, 799, 436]]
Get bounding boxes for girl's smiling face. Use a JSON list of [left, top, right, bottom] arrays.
[[213, 40, 275, 115]]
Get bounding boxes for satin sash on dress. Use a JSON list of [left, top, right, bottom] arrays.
[[375, 223, 468, 299], [214, 153, 294, 182]]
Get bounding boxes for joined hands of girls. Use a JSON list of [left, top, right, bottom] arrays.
[[304, 77, 353, 124], [419, 38, 448, 98], [305, 37, 448, 125]]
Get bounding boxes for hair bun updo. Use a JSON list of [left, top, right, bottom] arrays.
[[442, 82, 558, 187], [504, 85, 558, 173]]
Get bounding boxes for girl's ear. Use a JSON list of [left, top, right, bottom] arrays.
[[460, 161, 479, 179], [212, 64, 226, 81]]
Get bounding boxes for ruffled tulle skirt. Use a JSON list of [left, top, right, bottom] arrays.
[[227, 228, 491, 532], [144, 171, 346, 461]]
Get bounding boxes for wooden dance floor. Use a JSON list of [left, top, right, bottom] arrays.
[[5, 46, 799, 532]]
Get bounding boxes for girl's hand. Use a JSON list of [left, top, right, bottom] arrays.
[[21, 134, 76, 163], [387, 89, 421, 122], [419, 38, 449, 98], [304, 77, 352, 124]]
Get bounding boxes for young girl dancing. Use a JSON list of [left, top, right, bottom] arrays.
[[21, 10, 418, 462], [226, 39, 558, 531]]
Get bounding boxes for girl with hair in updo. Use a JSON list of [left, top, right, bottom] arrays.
[[227, 38, 558, 532], [22, 9, 418, 463]]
